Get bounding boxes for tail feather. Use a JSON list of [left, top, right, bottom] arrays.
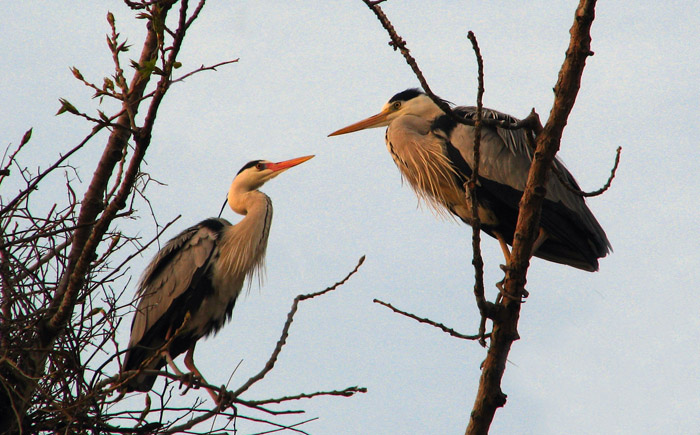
[[121, 346, 165, 392]]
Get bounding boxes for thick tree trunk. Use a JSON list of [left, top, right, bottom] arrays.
[[466, 1, 597, 433], [0, 9, 168, 432]]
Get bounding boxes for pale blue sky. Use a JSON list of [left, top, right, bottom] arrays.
[[2, 2, 699, 434]]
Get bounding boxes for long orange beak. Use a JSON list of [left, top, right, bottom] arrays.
[[266, 155, 314, 173], [328, 109, 391, 137]]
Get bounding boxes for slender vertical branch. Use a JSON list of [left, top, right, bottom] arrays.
[[466, 1, 598, 433], [465, 31, 489, 345], [46, 6, 167, 333]]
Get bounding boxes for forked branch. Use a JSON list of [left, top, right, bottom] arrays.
[[233, 256, 366, 397], [467, 1, 599, 433], [360, 1, 604, 434], [373, 299, 488, 341]]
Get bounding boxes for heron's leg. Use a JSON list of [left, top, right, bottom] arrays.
[[163, 352, 184, 376], [183, 345, 205, 380], [161, 344, 195, 395], [492, 233, 511, 304], [161, 326, 185, 375], [184, 345, 220, 402], [494, 233, 512, 265], [494, 230, 540, 302], [494, 233, 529, 302], [174, 344, 202, 396], [530, 228, 548, 257]]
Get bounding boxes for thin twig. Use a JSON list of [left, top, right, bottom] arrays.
[[171, 59, 240, 84], [170, 59, 239, 84], [373, 299, 488, 341], [0, 126, 104, 217], [552, 146, 621, 197], [233, 256, 365, 397], [15, 238, 72, 283], [243, 416, 317, 435], [361, 0, 531, 132], [100, 215, 181, 286], [0, 211, 130, 250], [0, 131, 31, 184], [242, 386, 368, 407]]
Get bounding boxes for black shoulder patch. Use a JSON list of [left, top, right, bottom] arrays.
[[431, 107, 476, 137], [237, 160, 262, 175], [389, 88, 423, 103], [199, 218, 228, 234], [432, 114, 458, 137], [443, 139, 472, 184]]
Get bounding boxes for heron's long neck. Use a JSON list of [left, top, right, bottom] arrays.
[[218, 190, 273, 284], [386, 116, 460, 218]]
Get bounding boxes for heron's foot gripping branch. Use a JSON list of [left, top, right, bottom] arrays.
[[496, 279, 529, 304], [176, 372, 204, 395]]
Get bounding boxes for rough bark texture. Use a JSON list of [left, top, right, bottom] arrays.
[[0, 4, 365, 433], [466, 1, 597, 433], [0, 4, 174, 432]]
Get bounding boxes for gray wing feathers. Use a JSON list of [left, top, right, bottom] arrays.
[[456, 106, 532, 158], [454, 106, 584, 205], [453, 106, 610, 252], [484, 108, 532, 160], [128, 224, 220, 349]]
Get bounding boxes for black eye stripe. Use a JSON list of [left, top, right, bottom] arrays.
[[237, 160, 264, 175]]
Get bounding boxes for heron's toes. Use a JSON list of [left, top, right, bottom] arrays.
[[178, 372, 202, 395], [210, 387, 235, 408]]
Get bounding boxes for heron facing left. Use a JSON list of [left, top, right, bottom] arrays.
[[329, 89, 611, 271], [121, 155, 314, 399]]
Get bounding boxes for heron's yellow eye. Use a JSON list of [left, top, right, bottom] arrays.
[[393, 102, 401, 110]]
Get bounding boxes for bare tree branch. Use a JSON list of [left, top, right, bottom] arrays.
[[464, 31, 493, 346], [553, 145, 622, 197], [233, 256, 365, 397], [373, 299, 488, 341], [466, 2, 599, 433], [242, 386, 368, 407], [171, 59, 240, 84]]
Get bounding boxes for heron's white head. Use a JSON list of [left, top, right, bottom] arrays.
[[328, 88, 443, 136], [227, 155, 314, 214]]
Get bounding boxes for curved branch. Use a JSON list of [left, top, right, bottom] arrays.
[[233, 256, 365, 397], [171, 59, 240, 84], [373, 299, 489, 341], [553, 146, 621, 197]]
